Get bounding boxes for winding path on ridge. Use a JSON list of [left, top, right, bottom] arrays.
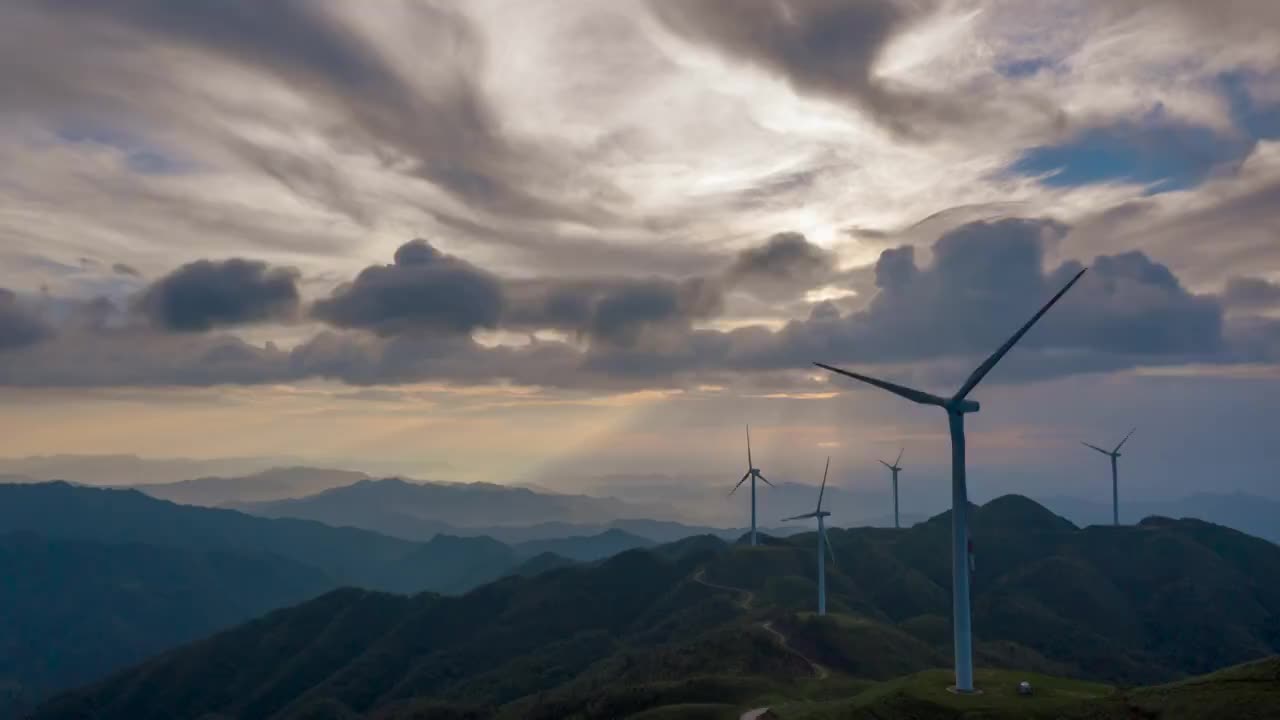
[[690, 567, 830, 720]]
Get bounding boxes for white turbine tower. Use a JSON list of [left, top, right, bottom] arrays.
[[730, 425, 775, 546], [783, 457, 836, 616], [1082, 427, 1135, 526], [880, 448, 905, 529], [814, 267, 1087, 693]]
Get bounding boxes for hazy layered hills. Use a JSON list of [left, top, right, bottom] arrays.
[[0, 482, 675, 592], [233, 477, 795, 543], [0, 482, 667, 714], [0, 454, 283, 487], [33, 495, 1280, 719], [1041, 492, 1280, 545], [47, 457, 1279, 547], [0, 482, 512, 595], [126, 467, 371, 506]]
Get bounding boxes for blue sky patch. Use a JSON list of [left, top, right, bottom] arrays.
[[996, 56, 1056, 79], [1010, 107, 1254, 194]]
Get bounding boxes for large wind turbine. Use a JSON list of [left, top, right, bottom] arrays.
[[783, 457, 836, 615], [880, 448, 905, 529], [1082, 428, 1135, 526], [730, 425, 775, 546], [814, 267, 1087, 693]]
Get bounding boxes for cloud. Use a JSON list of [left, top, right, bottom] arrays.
[[0, 289, 51, 351], [111, 262, 142, 278], [648, 0, 1060, 139], [0, 329, 293, 387], [649, 0, 942, 135], [726, 232, 842, 302], [139, 258, 301, 332], [312, 239, 503, 336], [5, 0, 620, 243], [505, 275, 723, 347], [0, 218, 1266, 390], [724, 219, 1228, 385], [1224, 276, 1280, 310]]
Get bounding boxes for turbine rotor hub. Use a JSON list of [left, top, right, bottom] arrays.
[[947, 398, 981, 414]]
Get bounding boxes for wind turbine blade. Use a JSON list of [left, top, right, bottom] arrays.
[[728, 471, 750, 496], [746, 425, 753, 468], [1113, 427, 1136, 453], [817, 457, 829, 511], [813, 363, 947, 407], [782, 512, 819, 521], [825, 529, 837, 567], [1081, 441, 1111, 456], [879, 459, 894, 469], [894, 448, 904, 467], [757, 473, 776, 488], [953, 267, 1088, 401]]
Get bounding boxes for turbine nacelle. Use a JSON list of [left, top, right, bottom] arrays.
[[947, 397, 981, 414]]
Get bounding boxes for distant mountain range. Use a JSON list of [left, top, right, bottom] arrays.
[[125, 466, 371, 506], [25, 493, 1280, 719], [234, 477, 703, 541], [0, 454, 287, 486], [1037, 492, 1280, 544], [0, 481, 692, 712], [9, 454, 1273, 546], [243, 481, 803, 544]]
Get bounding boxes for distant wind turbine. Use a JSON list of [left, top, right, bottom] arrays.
[[1082, 427, 1135, 526], [730, 425, 775, 546], [783, 457, 836, 616], [880, 448, 905, 529], [814, 266, 1087, 693]]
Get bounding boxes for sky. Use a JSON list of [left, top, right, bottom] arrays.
[[1, 1, 1278, 506]]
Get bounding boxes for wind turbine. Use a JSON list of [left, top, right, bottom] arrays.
[[783, 457, 836, 615], [730, 425, 775, 546], [814, 267, 1087, 693], [880, 448, 905, 529], [1082, 428, 1135, 526]]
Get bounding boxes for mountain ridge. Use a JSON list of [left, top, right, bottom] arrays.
[[28, 493, 1280, 719]]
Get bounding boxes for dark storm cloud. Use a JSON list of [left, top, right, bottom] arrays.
[[312, 240, 503, 336], [0, 289, 52, 351], [1224, 276, 1280, 310], [139, 259, 301, 332]]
